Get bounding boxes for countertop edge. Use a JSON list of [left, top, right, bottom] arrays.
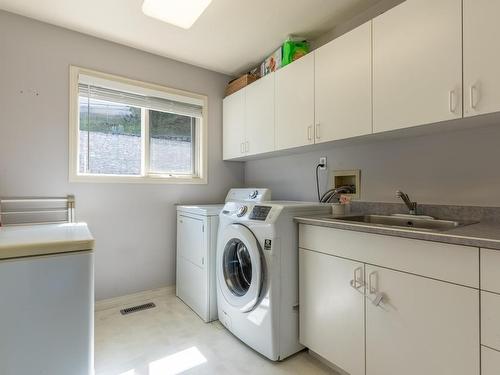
[[0, 239, 95, 260], [0, 223, 95, 260], [295, 216, 500, 250]]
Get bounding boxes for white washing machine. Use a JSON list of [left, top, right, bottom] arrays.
[[176, 188, 271, 322], [216, 200, 331, 361]]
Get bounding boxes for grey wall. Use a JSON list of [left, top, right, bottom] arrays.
[[244, 124, 500, 207], [0, 11, 244, 300]]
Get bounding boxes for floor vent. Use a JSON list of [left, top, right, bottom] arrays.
[[120, 302, 156, 315]]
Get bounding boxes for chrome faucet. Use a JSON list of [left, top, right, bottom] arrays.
[[396, 190, 417, 215]]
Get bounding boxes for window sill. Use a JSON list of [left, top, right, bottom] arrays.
[[69, 173, 207, 184]]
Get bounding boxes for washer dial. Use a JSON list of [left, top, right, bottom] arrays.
[[236, 206, 248, 217]]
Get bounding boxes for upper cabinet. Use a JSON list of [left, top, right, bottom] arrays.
[[223, 0, 500, 160], [275, 53, 315, 150], [314, 21, 372, 142], [373, 0, 463, 133], [222, 74, 275, 160], [245, 73, 275, 156], [463, 0, 500, 117], [223, 89, 245, 160]]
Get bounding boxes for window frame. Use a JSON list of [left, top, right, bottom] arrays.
[[69, 66, 208, 184]]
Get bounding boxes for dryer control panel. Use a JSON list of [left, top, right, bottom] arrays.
[[249, 205, 272, 221]]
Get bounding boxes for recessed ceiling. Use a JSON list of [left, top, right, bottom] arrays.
[[0, 0, 381, 75]]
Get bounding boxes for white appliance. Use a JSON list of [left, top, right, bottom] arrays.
[[176, 188, 271, 322], [216, 200, 331, 361], [0, 223, 94, 375]]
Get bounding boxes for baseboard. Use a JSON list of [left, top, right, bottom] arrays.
[[95, 285, 175, 312]]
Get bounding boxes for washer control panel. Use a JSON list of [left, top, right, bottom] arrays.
[[249, 205, 272, 221]]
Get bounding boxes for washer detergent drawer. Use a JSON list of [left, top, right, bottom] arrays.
[[177, 214, 206, 268]]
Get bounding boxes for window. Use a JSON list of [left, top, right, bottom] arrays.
[[69, 66, 207, 183]]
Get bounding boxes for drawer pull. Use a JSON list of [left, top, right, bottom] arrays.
[[350, 266, 365, 292], [368, 271, 385, 306], [470, 85, 478, 110]]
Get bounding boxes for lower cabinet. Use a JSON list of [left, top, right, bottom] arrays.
[[365, 265, 479, 375], [299, 249, 365, 375], [299, 225, 481, 375]]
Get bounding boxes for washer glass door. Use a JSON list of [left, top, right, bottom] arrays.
[[223, 238, 253, 297], [218, 224, 263, 312]]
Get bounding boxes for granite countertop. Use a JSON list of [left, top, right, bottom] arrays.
[[0, 222, 94, 260], [294, 214, 500, 250]]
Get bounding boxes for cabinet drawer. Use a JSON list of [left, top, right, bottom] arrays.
[[481, 249, 500, 294], [482, 291, 500, 351], [482, 346, 500, 375], [299, 224, 479, 287]]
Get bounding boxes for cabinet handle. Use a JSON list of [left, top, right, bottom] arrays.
[[315, 123, 321, 139], [368, 271, 378, 294], [470, 85, 477, 110], [368, 270, 385, 306], [350, 266, 365, 291], [307, 126, 312, 140], [449, 90, 456, 113]]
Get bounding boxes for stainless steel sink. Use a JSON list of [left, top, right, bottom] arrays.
[[327, 214, 475, 232]]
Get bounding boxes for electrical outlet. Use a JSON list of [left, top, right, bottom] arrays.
[[319, 157, 327, 170]]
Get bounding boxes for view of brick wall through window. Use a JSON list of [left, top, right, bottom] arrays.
[[78, 97, 193, 175]]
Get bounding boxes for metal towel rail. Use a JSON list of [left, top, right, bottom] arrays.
[[0, 195, 75, 226]]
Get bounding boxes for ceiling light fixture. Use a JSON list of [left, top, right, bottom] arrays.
[[142, 0, 213, 29]]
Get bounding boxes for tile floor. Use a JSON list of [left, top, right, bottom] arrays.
[[95, 292, 337, 375]]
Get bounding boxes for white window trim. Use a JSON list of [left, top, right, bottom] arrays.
[[68, 65, 208, 184]]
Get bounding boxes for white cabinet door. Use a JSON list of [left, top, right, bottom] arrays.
[[464, 0, 500, 117], [315, 21, 372, 142], [365, 265, 479, 375], [245, 73, 275, 155], [482, 346, 500, 375], [481, 291, 500, 351], [176, 214, 208, 321], [275, 53, 315, 150], [0, 252, 93, 375], [223, 89, 245, 160], [373, 0, 462, 133], [299, 249, 365, 375]]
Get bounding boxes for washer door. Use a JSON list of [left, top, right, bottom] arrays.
[[218, 224, 263, 313]]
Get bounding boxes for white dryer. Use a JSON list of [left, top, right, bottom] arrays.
[[176, 188, 271, 322], [216, 200, 331, 360]]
